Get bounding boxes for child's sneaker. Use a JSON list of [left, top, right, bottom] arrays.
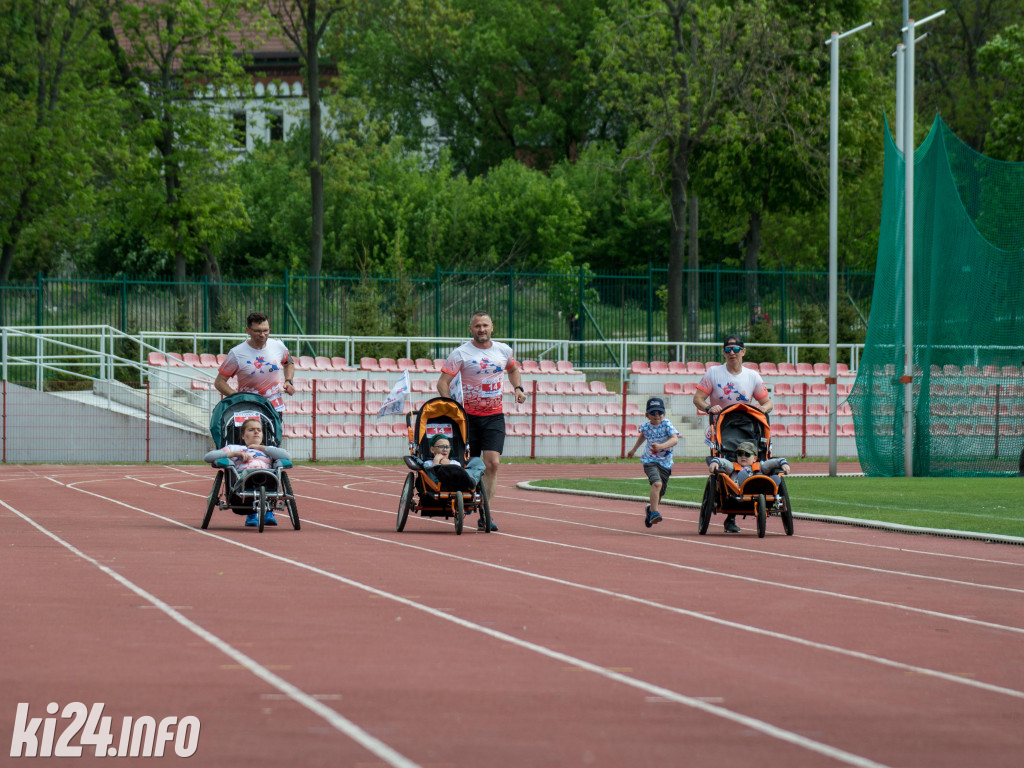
[[245, 513, 258, 527], [644, 505, 662, 528], [264, 510, 278, 526]]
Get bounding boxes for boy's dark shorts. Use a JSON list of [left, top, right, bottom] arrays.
[[467, 413, 506, 457], [643, 462, 671, 497]]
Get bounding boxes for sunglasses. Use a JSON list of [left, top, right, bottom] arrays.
[[647, 410, 664, 416], [723, 346, 744, 354], [735, 451, 754, 457]]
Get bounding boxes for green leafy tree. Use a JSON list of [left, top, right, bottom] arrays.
[[0, 0, 123, 284], [914, 0, 1024, 153], [978, 23, 1024, 161], [347, 0, 606, 176], [97, 0, 255, 290], [264, 0, 362, 336], [590, 0, 779, 344]]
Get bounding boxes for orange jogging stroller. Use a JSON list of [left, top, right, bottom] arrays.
[[697, 402, 794, 538], [395, 397, 492, 535]]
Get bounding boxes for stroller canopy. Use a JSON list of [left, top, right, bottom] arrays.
[[210, 393, 282, 448], [412, 397, 468, 460]]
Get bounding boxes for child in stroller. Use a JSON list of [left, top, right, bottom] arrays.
[[698, 402, 794, 538], [202, 393, 300, 532], [396, 397, 492, 534]]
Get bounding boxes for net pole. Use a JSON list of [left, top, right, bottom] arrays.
[[894, 45, 905, 152], [902, 19, 915, 477], [828, 32, 839, 476], [825, 20, 870, 476]]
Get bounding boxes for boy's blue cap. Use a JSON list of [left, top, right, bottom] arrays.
[[645, 397, 665, 413]]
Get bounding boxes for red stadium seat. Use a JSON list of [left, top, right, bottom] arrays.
[[630, 361, 650, 374], [686, 361, 706, 375], [539, 360, 558, 374], [331, 357, 349, 370], [359, 357, 381, 371], [649, 361, 670, 374], [759, 362, 778, 376]]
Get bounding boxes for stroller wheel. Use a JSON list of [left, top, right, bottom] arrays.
[[698, 476, 715, 535], [396, 473, 414, 532], [778, 479, 794, 536], [454, 493, 465, 535], [202, 471, 223, 530], [282, 472, 300, 530], [756, 494, 767, 538], [258, 486, 268, 533]]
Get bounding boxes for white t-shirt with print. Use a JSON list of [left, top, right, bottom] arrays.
[[441, 340, 517, 417], [218, 338, 291, 411]]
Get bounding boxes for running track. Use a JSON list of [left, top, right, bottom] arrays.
[[2, 461, 1022, 767]]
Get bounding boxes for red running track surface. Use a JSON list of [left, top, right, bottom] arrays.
[[2, 461, 1023, 767]]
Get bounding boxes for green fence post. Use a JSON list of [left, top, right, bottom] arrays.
[[36, 272, 44, 326], [121, 274, 128, 331], [714, 265, 721, 341], [434, 265, 441, 348], [507, 268, 515, 338], [646, 262, 654, 361], [283, 269, 290, 337], [780, 265, 787, 343]]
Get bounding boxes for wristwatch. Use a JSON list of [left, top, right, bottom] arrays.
[[514, 386, 524, 392], [285, 378, 294, 385]]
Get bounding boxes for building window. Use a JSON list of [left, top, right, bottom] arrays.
[[232, 112, 247, 148], [268, 112, 284, 142]]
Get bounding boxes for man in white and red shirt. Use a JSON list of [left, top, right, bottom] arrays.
[[437, 311, 527, 530], [214, 311, 295, 413]]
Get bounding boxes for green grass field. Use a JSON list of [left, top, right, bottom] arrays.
[[527, 476, 1024, 539]]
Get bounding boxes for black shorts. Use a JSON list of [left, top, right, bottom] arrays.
[[466, 413, 506, 457], [643, 463, 671, 497]]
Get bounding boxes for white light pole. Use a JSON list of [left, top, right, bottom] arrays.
[[901, 9, 945, 478], [825, 20, 872, 477]]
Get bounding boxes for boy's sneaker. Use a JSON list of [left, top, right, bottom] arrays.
[[723, 515, 741, 533], [264, 510, 278, 526], [644, 505, 662, 528], [478, 517, 498, 532], [245, 513, 258, 527]]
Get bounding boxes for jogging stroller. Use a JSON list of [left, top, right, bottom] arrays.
[[202, 393, 300, 532], [396, 396, 492, 535], [698, 402, 794, 538]]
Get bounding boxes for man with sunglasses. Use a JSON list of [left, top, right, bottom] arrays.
[[693, 335, 773, 532]]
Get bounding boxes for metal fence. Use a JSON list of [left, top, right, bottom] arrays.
[[1, 266, 874, 365]]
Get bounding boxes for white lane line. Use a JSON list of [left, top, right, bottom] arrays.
[[146, 479, 1024, 628], [51, 482, 893, 768], [0, 498, 421, 768], [300, 517, 1024, 701]]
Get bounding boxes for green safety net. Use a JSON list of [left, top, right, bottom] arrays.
[[849, 116, 1024, 477]]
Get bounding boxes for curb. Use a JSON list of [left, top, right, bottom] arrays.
[[515, 480, 1024, 546]]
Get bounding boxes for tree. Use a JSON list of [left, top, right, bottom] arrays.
[[978, 23, 1024, 161], [0, 0, 121, 284], [347, 0, 606, 176], [264, 0, 357, 337], [590, 0, 777, 342], [97, 0, 254, 290]]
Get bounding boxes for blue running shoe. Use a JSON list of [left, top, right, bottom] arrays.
[[477, 517, 498, 531], [264, 510, 278, 526], [644, 505, 662, 527], [245, 513, 258, 527]]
